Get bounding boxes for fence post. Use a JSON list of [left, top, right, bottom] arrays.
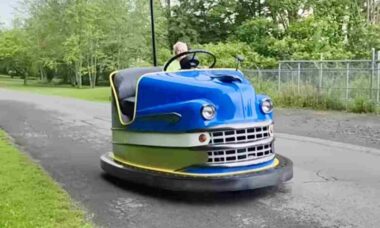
[[377, 61, 380, 104], [371, 48, 375, 99], [346, 62, 350, 107], [297, 62, 301, 94], [319, 62, 323, 93], [278, 62, 281, 92], [377, 51, 380, 104]]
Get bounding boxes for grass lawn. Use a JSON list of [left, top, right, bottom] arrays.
[[0, 130, 92, 228], [0, 75, 110, 102]]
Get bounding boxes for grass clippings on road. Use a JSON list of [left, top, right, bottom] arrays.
[[0, 130, 92, 228], [0, 75, 109, 102]]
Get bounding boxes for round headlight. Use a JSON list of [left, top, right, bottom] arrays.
[[261, 98, 273, 113], [201, 105, 216, 120]]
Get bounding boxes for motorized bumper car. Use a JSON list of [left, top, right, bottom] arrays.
[[101, 50, 293, 191]]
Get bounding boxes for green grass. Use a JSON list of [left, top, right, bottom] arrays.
[[0, 130, 92, 228], [0, 75, 110, 102]]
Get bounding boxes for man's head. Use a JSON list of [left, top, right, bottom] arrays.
[[173, 42, 188, 59]]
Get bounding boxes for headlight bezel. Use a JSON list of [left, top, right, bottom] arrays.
[[201, 104, 216, 120], [261, 98, 273, 114]]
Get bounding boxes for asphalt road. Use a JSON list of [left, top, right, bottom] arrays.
[[1, 88, 380, 228]]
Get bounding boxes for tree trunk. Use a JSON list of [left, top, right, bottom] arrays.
[[75, 60, 82, 88], [87, 54, 92, 88], [39, 65, 44, 81], [92, 55, 97, 88], [23, 73, 28, 86], [78, 59, 82, 88]]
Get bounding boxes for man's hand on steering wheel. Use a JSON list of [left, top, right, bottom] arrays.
[[164, 49, 216, 72]]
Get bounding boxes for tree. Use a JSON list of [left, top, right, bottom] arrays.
[[1, 0, 380, 86], [0, 29, 32, 84], [168, 0, 239, 44]]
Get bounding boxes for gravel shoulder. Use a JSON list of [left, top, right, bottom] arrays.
[[275, 108, 380, 149]]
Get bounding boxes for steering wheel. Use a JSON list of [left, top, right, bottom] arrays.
[[163, 49, 216, 71]]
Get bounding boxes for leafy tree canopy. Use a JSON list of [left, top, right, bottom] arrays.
[[0, 0, 379, 87]]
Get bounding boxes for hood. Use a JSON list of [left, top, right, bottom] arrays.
[[128, 69, 271, 132]]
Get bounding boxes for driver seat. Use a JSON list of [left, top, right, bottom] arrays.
[[180, 56, 199, 69], [115, 67, 162, 121]]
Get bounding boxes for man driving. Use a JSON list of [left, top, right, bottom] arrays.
[[166, 41, 194, 71]]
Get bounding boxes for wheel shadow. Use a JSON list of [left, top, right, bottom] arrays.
[[101, 173, 291, 205]]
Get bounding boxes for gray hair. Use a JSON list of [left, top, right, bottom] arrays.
[[173, 42, 188, 55]]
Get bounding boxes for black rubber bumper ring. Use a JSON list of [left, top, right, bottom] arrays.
[[100, 152, 293, 192]]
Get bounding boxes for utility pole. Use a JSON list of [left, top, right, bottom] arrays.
[[367, 0, 370, 23], [167, 0, 171, 16], [166, 0, 171, 49], [150, 0, 157, 66]]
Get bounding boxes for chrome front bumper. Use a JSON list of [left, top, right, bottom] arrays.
[[202, 121, 275, 167]]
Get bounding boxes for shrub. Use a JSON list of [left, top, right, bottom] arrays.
[[195, 42, 277, 69], [348, 97, 376, 113], [248, 76, 378, 113]]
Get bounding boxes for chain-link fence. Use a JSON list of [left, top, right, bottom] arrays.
[[244, 60, 380, 106]]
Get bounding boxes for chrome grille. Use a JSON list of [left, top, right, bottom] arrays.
[[209, 125, 271, 145], [207, 142, 274, 165]]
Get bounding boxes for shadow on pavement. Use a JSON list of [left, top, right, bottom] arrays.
[[101, 173, 290, 205]]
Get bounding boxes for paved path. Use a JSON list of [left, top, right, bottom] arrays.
[[1, 89, 380, 228]]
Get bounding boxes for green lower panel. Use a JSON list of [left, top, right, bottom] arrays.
[[113, 144, 208, 171]]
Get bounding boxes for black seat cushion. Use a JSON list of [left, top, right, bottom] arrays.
[[115, 67, 162, 118], [121, 96, 135, 119]]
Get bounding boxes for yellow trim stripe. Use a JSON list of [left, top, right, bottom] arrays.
[[110, 71, 147, 126], [112, 154, 280, 177], [109, 71, 126, 125]]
